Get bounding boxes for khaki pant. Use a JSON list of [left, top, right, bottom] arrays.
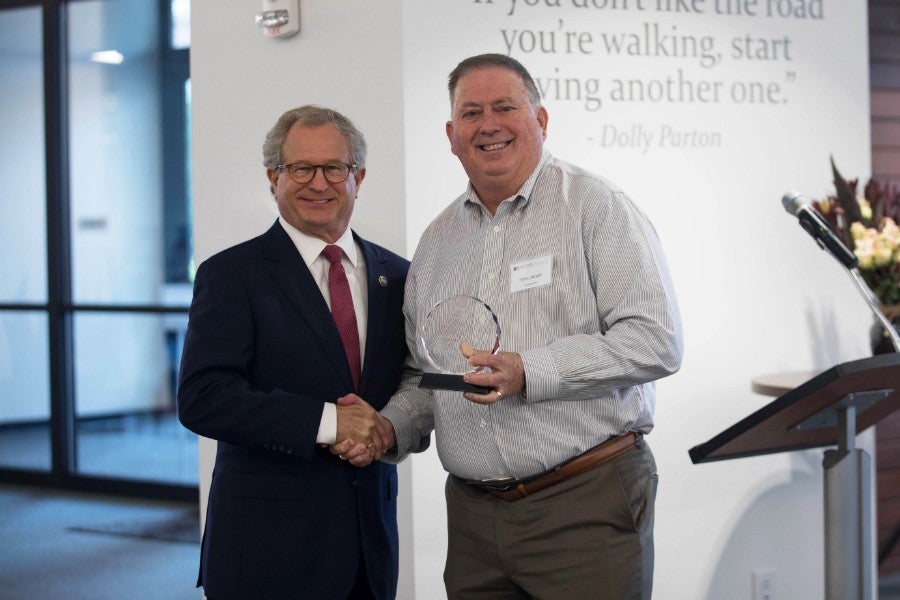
[[444, 439, 657, 600]]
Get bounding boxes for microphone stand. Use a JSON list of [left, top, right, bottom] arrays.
[[848, 268, 900, 352], [783, 191, 899, 352]]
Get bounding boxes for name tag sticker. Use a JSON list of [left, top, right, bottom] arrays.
[[510, 254, 553, 293]]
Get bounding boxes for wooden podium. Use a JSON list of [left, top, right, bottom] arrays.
[[689, 353, 900, 600]]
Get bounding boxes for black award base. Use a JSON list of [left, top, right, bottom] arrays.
[[419, 372, 491, 394]]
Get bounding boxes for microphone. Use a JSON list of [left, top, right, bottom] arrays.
[[782, 191, 859, 269]]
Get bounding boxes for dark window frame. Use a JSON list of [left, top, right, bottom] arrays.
[[0, 0, 195, 502]]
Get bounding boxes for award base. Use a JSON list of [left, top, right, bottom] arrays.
[[419, 372, 491, 394]]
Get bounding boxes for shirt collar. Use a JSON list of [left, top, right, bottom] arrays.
[[463, 149, 552, 210], [278, 217, 359, 269]]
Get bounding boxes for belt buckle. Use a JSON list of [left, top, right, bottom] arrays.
[[467, 478, 517, 493]]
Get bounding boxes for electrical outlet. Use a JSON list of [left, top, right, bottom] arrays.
[[752, 569, 775, 600]]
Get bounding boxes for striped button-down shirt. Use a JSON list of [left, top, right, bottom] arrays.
[[383, 151, 683, 481]]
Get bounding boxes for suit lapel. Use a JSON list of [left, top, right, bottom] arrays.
[[356, 234, 390, 395], [261, 222, 356, 392]]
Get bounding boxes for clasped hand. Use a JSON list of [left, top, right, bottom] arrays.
[[329, 394, 395, 467]]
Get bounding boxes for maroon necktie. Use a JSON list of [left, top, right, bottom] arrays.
[[322, 245, 361, 391]]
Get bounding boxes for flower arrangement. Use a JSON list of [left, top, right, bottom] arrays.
[[812, 158, 900, 306]]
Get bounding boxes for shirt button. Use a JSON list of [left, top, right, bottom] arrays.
[[493, 225, 501, 232], [487, 273, 495, 280], [480, 419, 487, 428]]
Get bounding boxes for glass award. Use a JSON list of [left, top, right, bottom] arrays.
[[418, 295, 500, 393]]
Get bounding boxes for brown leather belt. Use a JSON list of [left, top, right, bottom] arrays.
[[465, 432, 641, 502]]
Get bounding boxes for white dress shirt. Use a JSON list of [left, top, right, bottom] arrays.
[[278, 217, 369, 444]]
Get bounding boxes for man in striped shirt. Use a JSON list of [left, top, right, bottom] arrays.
[[378, 53, 683, 599]]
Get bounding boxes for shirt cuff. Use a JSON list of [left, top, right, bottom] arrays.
[[380, 404, 423, 461], [316, 402, 337, 445], [519, 346, 559, 403]]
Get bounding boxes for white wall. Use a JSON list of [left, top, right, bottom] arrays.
[[191, 1, 876, 598]]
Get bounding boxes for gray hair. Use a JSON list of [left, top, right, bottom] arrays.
[[447, 53, 542, 107], [262, 105, 367, 169]]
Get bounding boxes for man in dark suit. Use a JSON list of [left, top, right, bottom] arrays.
[[178, 105, 411, 599]]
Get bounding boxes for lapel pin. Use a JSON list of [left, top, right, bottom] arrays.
[[378, 275, 388, 287]]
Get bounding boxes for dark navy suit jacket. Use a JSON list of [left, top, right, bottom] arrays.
[[178, 221, 409, 599]]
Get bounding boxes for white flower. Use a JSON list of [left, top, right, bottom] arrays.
[[850, 221, 869, 241], [858, 198, 873, 221], [872, 236, 894, 267], [881, 218, 900, 246], [851, 218, 900, 269], [854, 234, 877, 269]]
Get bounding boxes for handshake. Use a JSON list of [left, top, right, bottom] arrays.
[[329, 394, 396, 467]]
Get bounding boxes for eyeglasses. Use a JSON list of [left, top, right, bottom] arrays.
[[275, 161, 357, 184]]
